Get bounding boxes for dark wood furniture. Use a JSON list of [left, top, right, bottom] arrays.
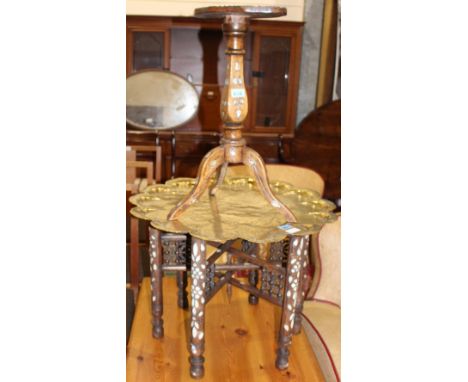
[[130, 170, 337, 379], [149, 228, 311, 379], [126, 14, 303, 181], [282, 100, 341, 203]]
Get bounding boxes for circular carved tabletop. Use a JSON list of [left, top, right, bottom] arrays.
[[194, 6, 287, 19]]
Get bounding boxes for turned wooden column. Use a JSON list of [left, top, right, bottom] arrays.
[[218, 14, 248, 165]]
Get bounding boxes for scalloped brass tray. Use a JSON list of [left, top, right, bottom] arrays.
[[130, 177, 336, 243]]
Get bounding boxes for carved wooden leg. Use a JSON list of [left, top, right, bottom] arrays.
[[167, 146, 225, 221], [248, 243, 259, 305], [209, 161, 228, 196], [275, 235, 306, 370], [149, 227, 164, 338], [292, 235, 310, 335], [243, 147, 297, 223], [189, 238, 207, 379], [177, 271, 189, 309], [129, 216, 140, 301]]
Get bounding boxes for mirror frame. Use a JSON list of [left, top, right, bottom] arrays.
[[126, 69, 200, 131]]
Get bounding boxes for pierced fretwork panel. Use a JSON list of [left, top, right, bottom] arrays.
[[260, 268, 285, 301], [161, 234, 190, 266], [268, 238, 290, 267]]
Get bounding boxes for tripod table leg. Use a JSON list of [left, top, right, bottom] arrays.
[[243, 147, 296, 223], [167, 146, 224, 221], [209, 161, 228, 196]]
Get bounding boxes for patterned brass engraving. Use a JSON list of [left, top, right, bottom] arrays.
[[130, 176, 336, 243]]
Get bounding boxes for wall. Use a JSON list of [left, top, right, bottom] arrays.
[[296, 0, 324, 124], [127, 0, 305, 22]]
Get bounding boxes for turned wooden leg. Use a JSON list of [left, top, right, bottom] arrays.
[[276, 235, 306, 370], [189, 238, 207, 379], [177, 271, 189, 309], [210, 161, 228, 196], [149, 227, 164, 338], [129, 216, 140, 301], [248, 243, 259, 305], [167, 146, 224, 221], [243, 147, 296, 223], [292, 235, 310, 335]]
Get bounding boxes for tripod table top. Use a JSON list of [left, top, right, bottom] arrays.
[[194, 6, 287, 19]]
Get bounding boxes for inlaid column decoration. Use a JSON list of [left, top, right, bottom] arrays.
[[189, 238, 207, 379], [276, 235, 306, 369], [149, 227, 164, 338], [293, 235, 310, 334]]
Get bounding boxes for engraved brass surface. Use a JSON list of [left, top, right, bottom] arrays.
[[130, 177, 336, 243]]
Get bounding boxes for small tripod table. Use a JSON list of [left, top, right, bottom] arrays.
[[167, 5, 297, 223], [130, 177, 336, 378]]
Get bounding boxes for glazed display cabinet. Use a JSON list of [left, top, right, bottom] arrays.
[[126, 16, 303, 136]]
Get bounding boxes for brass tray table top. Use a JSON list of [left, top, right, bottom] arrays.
[[130, 176, 337, 243]]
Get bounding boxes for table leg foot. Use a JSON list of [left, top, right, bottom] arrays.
[[189, 355, 205, 379], [152, 322, 164, 338], [275, 347, 290, 370]]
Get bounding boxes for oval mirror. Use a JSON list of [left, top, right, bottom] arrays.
[[126, 70, 199, 130]]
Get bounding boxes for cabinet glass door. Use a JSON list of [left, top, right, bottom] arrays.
[[254, 36, 291, 128], [133, 32, 165, 71]]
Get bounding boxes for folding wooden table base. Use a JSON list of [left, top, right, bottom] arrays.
[[148, 226, 310, 379]]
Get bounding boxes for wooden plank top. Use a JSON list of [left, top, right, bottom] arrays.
[[127, 277, 325, 381]]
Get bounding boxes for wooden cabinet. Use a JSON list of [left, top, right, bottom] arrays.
[[126, 16, 303, 136], [283, 100, 341, 203]]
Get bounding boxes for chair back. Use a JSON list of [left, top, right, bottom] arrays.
[[309, 215, 341, 306], [126, 146, 155, 194], [126, 147, 137, 185], [226, 164, 325, 196], [129, 145, 162, 183]]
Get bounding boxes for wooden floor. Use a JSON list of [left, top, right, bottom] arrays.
[[127, 277, 325, 381]]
